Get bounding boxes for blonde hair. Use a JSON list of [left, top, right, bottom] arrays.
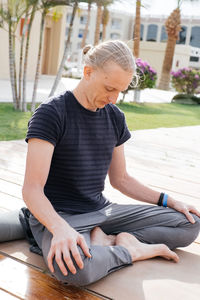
[[83, 40, 136, 73]]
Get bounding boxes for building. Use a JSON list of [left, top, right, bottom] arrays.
[[65, 6, 200, 83], [0, 3, 200, 83], [0, 5, 67, 80]]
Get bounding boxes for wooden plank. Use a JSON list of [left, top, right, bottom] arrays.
[[125, 167, 200, 199], [104, 176, 200, 210], [0, 192, 24, 211], [125, 149, 200, 182], [0, 254, 103, 300], [0, 240, 47, 272], [0, 179, 22, 200], [0, 288, 21, 300], [0, 169, 24, 186], [126, 155, 200, 184], [0, 159, 25, 175]]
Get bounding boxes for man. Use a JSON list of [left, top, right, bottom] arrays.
[[22, 40, 200, 286]]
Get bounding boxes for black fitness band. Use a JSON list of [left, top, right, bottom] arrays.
[[157, 192, 164, 206]]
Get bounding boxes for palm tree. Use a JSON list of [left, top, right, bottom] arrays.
[[159, 0, 197, 90], [49, 0, 78, 97], [94, 0, 103, 45], [31, 0, 70, 111], [94, 0, 112, 45], [2, 0, 27, 109], [19, 0, 39, 111], [31, 8, 46, 112], [0, 2, 16, 107], [133, 0, 141, 58], [101, 3, 109, 41], [158, 7, 181, 90], [22, 0, 38, 112], [81, 0, 92, 48]]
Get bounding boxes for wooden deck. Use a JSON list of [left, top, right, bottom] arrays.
[[0, 125, 200, 299]]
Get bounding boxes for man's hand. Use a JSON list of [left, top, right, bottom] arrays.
[[47, 224, 91, 276], [168, 198, 200, 224]]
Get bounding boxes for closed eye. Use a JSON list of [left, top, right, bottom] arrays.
[[105, 86, 115, 92]]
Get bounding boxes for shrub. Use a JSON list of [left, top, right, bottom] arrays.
[[171, 68, 200, 95], [172, 93, 200, 104], [120, 58, 157, 102], [135, 58, 157, 90]]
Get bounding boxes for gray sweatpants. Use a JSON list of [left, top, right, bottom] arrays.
[[28, 203, 200, 286]]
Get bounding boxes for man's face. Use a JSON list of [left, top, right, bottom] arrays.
[[83, 62, 133, 111]]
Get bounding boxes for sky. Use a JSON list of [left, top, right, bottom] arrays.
[[110, 0, 200, 17]]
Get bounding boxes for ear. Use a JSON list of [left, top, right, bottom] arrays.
[[83, 65, 94, 80]]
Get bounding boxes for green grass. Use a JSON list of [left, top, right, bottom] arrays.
[[117, 102, 200, 131], [0, 103, 32, 140], [0, 102, 200, 140]]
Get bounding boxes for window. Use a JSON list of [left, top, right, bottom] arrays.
[[65, 27, 73, 37], [65, 27, 69, 36], [140, 24, 144, 40], [160, 25, 167, 42], [77, 29, 89, 39], [65, 41, 72, 51], [190, 26, 200, 48], [78, 29, 84, 38], [147, 24, 158, 42], [77, 42, 82, 49], [190, 56, 199, 62], [110, 33, 121, 39], [111, 18, 122, 30], [133, 24, 144, 40], [177, 26, 187, 44], [80, 15, 87, 25], [66, 14, 71, 24]]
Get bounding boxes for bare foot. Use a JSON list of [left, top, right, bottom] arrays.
[[116, 232, 179, 263], [90, 227, 116, 246]]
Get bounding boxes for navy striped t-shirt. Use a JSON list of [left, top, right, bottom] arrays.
[[26, 91, 131, 214]]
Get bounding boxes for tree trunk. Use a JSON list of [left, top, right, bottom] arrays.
[[158, 7, 181, 90], [102, 6, 109, 42], [49, 1, 78, 98], [8, 21, 17, 109], [133, 0, 141, 58], [18, 11, 29, 111], [158, 37, 177, 90], [23, 4, 37, 112], [94, 4, 102, 45], [134, 89, 141, 102], [102, 21, 106, 41], [31, 10, 46, 112], [81, 2, 91, 48], [13, 37, 19, 109]]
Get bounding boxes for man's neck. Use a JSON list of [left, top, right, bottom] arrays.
[[72, 83, 97, 112]]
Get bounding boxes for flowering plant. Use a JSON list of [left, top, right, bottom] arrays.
[[120, 58, 157, 102], [171, 68, 200, 94], [135, 58, 157, 90]]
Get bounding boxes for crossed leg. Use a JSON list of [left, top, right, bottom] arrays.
[[31, 203, 200, 286], [90, 226, 179, 263]]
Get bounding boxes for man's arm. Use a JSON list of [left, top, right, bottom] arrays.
[[22, 138, 91, 276], [108, 144, 200, 223]]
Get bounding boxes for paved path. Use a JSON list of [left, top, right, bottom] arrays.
[[0, 75, 176, 103]]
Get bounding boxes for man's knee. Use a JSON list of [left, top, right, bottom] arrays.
[[190, 214, 200, 238], [178, 214, 200, 247], [52, 250, 94, 286]]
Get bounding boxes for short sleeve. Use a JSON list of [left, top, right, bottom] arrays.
[[115, 113, 131, 147], [25, 103, 62, 146]]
